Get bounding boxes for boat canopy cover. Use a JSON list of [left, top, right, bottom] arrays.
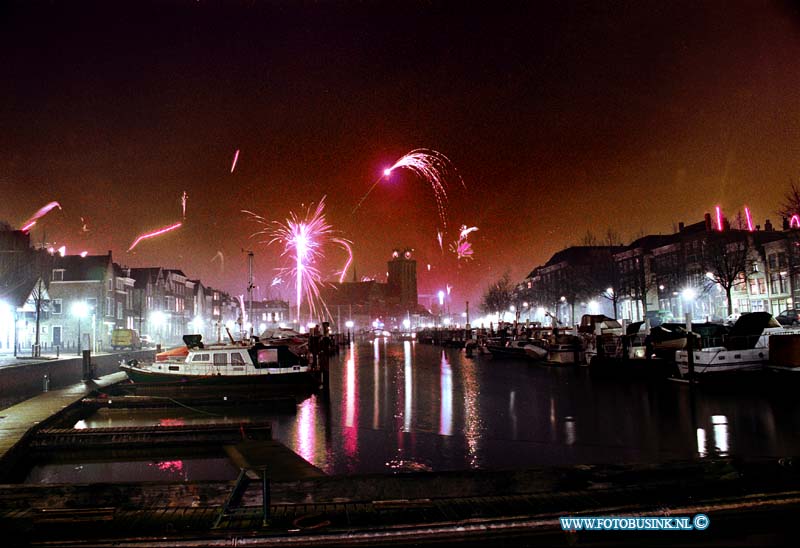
[[727, 312, 780, 350], [626, 321, 645, 336], [182, 334, 204, 349], [579, 314, 621, 333]]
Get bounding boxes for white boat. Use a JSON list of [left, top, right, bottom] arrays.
[[676, 312, 787, 378], [487, 338, 548, 361], [120, 334, 319, 387]]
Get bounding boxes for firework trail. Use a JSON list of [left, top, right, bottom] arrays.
[[211, 251, 225, 272], [246, 196, 352, 324], [80, 217, 90, 233], [336, 239, 354, 283], [437, 230, 443, 252], [271, 277, 282, 287], [181, 191, 188, 219], [352, 149, 464, 228], [127, 222, 182, 252], [231, 149, 240, 173], [20, 201, 61, 232]]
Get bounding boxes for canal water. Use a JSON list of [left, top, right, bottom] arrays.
[[30, 341, 800, 482]]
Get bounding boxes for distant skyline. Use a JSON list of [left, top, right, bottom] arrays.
[[3, 1, 800, 308]]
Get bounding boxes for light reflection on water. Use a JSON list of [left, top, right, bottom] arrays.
[[74, 342, 800, 476]]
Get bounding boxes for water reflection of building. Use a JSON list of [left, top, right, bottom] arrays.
[[320, 248, 430, 331]]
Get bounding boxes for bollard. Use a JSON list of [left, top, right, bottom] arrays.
[[42, 373, 50, 392], [82, 350, 93, 381], [56, 345, 60, 358], [261, 466, 271, 526]]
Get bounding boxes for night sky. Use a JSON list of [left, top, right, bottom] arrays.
[[2, 1, 800, 309]]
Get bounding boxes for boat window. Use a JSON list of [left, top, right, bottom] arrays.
[[257, 348, 279, 366], [191, 353, 210, 362], [230, 352, 245, 365], [213, 353, 228, 366]]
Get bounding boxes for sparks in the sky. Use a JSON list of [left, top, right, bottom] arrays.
[[181, 191, 188, 219], [231, 149, 240, 173], [744, 206, 754, 232], [20, 201, 61, 232], [450, 224, 478, 261], [127, 222, 182, 252], [271, 277, 282, 287], [211, 250, 224, 272], [247, 196, 352, 324], [352, 148, 464, 231]]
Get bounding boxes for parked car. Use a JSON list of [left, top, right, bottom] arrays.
[[139, 334, 154, 348], [775, 309, 800, 326], [111, 328, 142, 350]]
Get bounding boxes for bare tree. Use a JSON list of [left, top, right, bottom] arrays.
[[778, 180, 800, 221], [480, 272, 514, 320], [700, 232, 750, 316]]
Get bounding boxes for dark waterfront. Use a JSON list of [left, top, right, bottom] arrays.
[[50, 341, 800, 481]]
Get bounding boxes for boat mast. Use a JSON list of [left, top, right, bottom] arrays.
[[247, 250, 254, 339]]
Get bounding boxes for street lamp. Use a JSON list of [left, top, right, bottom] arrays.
[[72, 301, 89, 355], [151, 311, 166, 346]]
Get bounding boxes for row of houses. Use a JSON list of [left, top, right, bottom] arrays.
[[518, 214, 796, 326], [0, 228, 290, 354]]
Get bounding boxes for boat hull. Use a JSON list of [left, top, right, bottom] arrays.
[[121, 364, 320, 386], [676, 347, 767, 377]]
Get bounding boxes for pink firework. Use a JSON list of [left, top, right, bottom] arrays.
[[127, 222, 182, 252], [246, 196, 352, 324], [382, 149, 464, 229], [352, 148, 464, 231], [20, 201, 61, 232], [450, 224, 478, 261], [231, 149, 240, 173]]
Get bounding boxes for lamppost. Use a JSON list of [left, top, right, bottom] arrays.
[[72, 301, 88, 356], [345, 320, 354, 344], [151, 311, 166, 348]]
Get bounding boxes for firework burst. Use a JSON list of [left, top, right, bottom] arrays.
[[352, 148, 464, 230], [246, 196, 352, 325], [450, 224, 478, 261]]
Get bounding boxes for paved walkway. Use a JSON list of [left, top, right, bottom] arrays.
[[0, 371, 127, 461], [0, 350, 119, 369]]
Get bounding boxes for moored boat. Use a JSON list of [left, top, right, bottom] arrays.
[[676, 312, 786, 378], [486, 338, 548, 361], [120, 334, 319, 387]]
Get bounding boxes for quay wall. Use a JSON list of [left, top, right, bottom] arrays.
[[0, 350, 154, 409]]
